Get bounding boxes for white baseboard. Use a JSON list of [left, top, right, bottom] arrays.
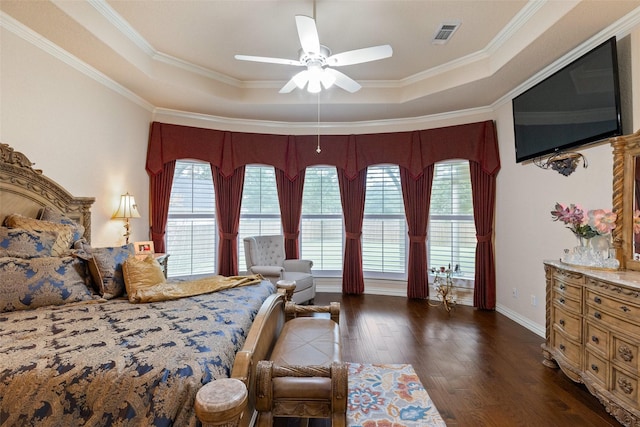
[[496, 303, 545, 337]]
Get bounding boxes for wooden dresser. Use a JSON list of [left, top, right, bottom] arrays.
[[543, 260, 640, 426]]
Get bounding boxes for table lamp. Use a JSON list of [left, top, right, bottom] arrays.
[[112, 192, 141, 244]]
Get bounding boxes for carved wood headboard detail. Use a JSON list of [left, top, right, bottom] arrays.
[[0, 143, 95, 243]]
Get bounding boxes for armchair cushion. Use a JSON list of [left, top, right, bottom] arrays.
[[282, 271, 313, 292], [248, 265, 284, 278]]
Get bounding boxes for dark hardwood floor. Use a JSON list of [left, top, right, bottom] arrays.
[[274, 292, 620, 427]]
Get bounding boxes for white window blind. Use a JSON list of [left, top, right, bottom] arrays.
[[301, 166, 343, 273], [428, 160, 476, 276], [363, 165, 407, 278], [166, 160, 217, 277], [238, 165, 282, 271]]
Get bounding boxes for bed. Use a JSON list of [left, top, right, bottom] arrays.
[[0, 143, 286, 426]]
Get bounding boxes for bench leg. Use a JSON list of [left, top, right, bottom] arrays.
[[256, 411, 273, 427], [331, 413, 346, 427]]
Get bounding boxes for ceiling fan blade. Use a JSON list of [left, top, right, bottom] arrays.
[[295, 15, 320, 54], [235, 54, 301, 66], [327, 45, 393, 67], [324, 68, 361, 93]]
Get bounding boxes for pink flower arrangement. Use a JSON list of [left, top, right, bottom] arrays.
[[550, 202, 617, 239], [588, 209, 617, 234]]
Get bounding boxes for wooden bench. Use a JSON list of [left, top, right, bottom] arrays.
[[195, 286, 345, 427], [254, 301, 347, 427]]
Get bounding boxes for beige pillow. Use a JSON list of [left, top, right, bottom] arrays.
[[123, 255, 166, 300], [39, 206, 85, 243], [4, 214, 75, 257]]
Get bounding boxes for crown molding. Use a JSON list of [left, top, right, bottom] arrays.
[[492, 5, 640, 112], [152, 105, 494, 134], [4, 2, 638, 129], [1, 11, 154, 112], [85, 0, 573, 95]]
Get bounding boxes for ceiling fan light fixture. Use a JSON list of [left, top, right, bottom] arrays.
[[292, 70, 310, 89], [308, 78, 322, 93], [306, 63, 325, 93], [320, 69, 336, 89]]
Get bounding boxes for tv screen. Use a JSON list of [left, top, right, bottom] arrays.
[[513, 37, 622, 163]]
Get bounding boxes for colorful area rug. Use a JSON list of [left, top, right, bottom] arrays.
[[347, 363, 447, 427]]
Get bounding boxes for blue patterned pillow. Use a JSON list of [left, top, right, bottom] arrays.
[[86, 244, 135, 299], [4, 214, 75, 257], [0, 256, 95, 312], [39, 206, 85, 243], [0, 227, 58, 258]]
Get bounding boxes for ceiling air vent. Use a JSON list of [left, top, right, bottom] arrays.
[[432, 22, 461, 45]]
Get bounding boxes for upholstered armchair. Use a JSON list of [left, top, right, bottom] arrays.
[[243, 235, 315, 304]]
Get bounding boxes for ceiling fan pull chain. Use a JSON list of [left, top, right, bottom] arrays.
[[316, 92, 322, 154]]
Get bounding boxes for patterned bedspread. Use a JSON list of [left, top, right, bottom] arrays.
[[0, 280, 275, 426]]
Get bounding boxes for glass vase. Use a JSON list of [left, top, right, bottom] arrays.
[[590, 234, 611, 259], [574, 235, 590, 257]]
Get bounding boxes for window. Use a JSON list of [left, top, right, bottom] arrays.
[[301, 166, 343, 274], [428, 160, 476, 277], [363, 165, 407, 279], [166, 160, 476, 281], [238, 165, 281, 271], [166, 160, 217, 277]]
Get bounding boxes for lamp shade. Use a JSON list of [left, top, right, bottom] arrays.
[[112, 193, 141, 219]]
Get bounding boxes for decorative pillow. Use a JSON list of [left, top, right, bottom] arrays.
[[87, 244, 135, 299], [39, 206, 85, 243], [0, 256, 95, 312], [0, 227, 58, 258], [123, 255, 166, 300], [4, 214, 75, 257]]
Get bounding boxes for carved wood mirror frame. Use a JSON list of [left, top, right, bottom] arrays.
[[612, 129, 640, 270]]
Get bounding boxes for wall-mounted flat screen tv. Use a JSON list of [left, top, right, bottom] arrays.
[[513, 37, 622, 163]]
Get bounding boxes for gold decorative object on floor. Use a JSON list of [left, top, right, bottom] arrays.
[[429, 267, 456, 313]]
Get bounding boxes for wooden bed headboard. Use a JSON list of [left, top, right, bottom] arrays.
[[0, 143, 95, 242]]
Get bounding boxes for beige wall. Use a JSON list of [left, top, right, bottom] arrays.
[[493, 26, 640, 334], [0, 28, 152, 247], [633, 29, 640, 128], [1, 16, 639, 336], [494, 107, 616, 333]]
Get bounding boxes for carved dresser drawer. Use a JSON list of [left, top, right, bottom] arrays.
[[543, 261, 640, 426], [552, 305, 581, 342], [585, 321, 609, 357], [613, 367, 639, 406], [613, 336, 640, 375], [585, 350, 608, 386], [553, 272, 583, 303], [586, 286, 640, 322], [585, 304, 640, 338], [552, 329, 581, 366], [553, 290, 581, 314]]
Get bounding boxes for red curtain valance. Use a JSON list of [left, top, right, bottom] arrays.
[[146, 120, 500, 179]]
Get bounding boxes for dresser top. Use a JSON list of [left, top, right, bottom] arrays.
[[545, 260, 640, 291]]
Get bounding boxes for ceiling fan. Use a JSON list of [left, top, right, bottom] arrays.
[[235, 15, 393, 94]]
